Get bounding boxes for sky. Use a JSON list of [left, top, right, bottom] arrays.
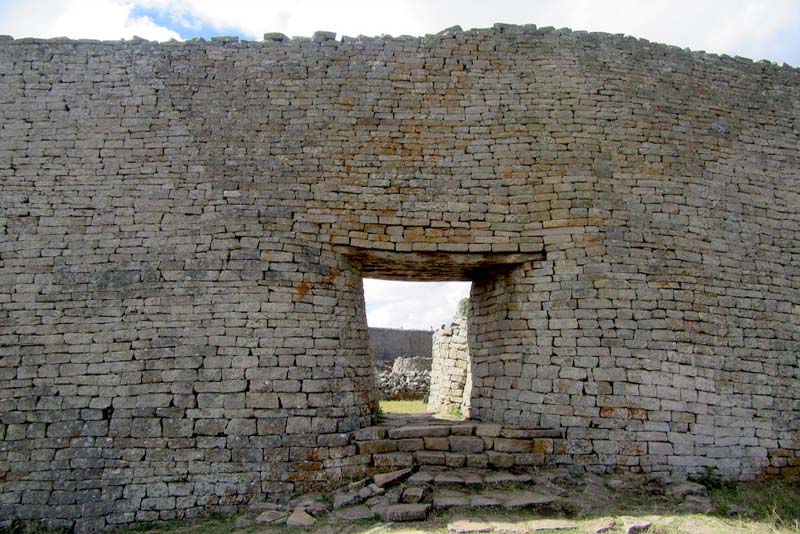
[[2, 0, 798, 329]]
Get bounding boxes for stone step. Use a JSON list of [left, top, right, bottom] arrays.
[[434, 489, 558, 511]]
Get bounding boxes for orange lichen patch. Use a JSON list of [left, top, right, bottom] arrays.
[[297, 281, 311, 297], [531, 439, 553, 454], [620, 442, 645, 456]]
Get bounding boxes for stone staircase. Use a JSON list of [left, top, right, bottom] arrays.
[[354, 413, 564, 471]]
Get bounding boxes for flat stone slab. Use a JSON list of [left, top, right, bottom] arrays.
[[434, 494, 471, 509], [435, 472, 466, 484], [448, 519, 494, 533], [482, 471, 532, 485], [388, 425, 451, 439], [286, 508, 316, 527], [408, 471, 435, 484], [329, 505, 374, 523], [470, 495, 502, 507], [528, 519, 579, 531], [375, 503, 431, 522], [503, 491, 557, 509], [374, 468, 412, 488]]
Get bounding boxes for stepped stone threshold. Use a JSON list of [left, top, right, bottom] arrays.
[[1, 23, 799, 532], [357, 413, 564, 471]]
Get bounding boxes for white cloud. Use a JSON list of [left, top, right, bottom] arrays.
[[364, 280, 470, 331], [3, 1, 798, 65], [0, 0, 181, 41]]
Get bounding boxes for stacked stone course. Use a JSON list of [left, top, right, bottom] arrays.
[[428, 319, 471, 414], [0, 23, 798, 531]]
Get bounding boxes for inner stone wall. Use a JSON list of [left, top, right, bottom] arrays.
[[428, 318, 470, 414], [1, 24, 798, 531], [368, 327, 432, 362]]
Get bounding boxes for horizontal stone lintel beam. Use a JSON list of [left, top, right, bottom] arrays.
[[336, 247, 546, 281]]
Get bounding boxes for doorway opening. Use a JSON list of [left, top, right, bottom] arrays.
[[363, 279, 470, 416]]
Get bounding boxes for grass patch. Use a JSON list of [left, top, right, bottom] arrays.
[[379, 399, 428, 414], [711, 479, 800, 531]]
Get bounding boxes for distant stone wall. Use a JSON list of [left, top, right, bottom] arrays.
[[378, 356, 431, 399], [368, 327, 432, 362], [428, 319, 471, 414]]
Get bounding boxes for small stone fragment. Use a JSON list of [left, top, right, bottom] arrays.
[[255, 510, 288, 525], [348, 477, 371, 492], [286, 508, 317, 527], [624, 519, 652, 534], [358, 483, 384, 500], [373, 468, 412, 488], [333, 491, 361, 509], [402, 486, 425, 503]]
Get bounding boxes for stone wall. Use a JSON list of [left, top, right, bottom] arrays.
[[428, 319, 471, 414], [1, 23, 799, 531], [368, 327, 432, 362]]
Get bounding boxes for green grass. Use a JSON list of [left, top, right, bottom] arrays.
[[711, 480, 800, 532], [379, 399, 428, 414]]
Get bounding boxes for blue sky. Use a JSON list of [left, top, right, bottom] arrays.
[[1, 0, 798, 328]]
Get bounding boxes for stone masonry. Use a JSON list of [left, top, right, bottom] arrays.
[[428, 318, 471, 414], [0, 23, 798, 531], [368, 327, 432, 362]]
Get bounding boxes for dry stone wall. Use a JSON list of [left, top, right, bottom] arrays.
[[1, 24, 799, 531], [428, 319, 471, 414], [368, 327, 432, 362]]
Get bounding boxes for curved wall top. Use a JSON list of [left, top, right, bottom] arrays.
[[0, 24, 798, 531]]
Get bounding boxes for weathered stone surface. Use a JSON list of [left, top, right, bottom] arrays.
[[528, 519, 579, 531], [402, 486, 425, 503], [667, 482, 708, 498], [408, 471, 435, 485], [679, 495, 715, 514], [255, 510, 288, 525], [373, 468, 412, 488], [375, 503, 430, 522], [333, 491, 362, 509], [373, 452, 414, 468], [623, 518, 653, 534], [286, 508, 317, 527], [448, 519, 494, 533], [586, 517, 616, 533], [329, 504, 374, 522], [388, 425, 451, 439], [503, 492, 557, 509], [434, 494, 471, 509]]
